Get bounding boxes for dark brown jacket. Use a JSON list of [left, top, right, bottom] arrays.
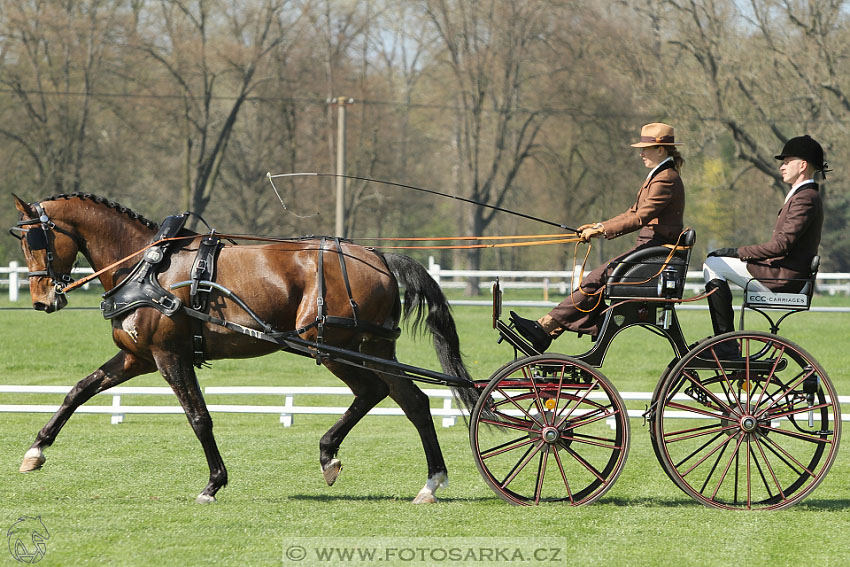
[[739, 182, 822, 292], [601, 160, 685, 244]]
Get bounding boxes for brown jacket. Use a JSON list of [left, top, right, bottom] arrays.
[[739, 182, 822, 292], [601, 160, 685, 244]]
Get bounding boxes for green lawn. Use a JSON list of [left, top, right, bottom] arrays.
[[1, 294, 849, 566]]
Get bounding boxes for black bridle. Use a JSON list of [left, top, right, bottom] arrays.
[[9, 202, 76, 293]]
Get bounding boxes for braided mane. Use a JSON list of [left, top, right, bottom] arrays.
[[43, 193, 159, 230]]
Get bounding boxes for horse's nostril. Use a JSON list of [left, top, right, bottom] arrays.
[[33, 302, 48, 311]]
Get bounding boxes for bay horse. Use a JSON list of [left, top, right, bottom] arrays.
[[10, 193, 479, 503]]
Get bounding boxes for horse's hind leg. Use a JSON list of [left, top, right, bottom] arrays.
[[319, 360, 389, 486], [153, 350, 227, 503], [360, 338, 448, 504], [382, 377, 448, 504], [20, 351, 155, 472]]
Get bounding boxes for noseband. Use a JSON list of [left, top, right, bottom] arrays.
[[9, 202, 76, 293]]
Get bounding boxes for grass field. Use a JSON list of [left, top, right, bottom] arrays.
[[1, 291, 850, 566]]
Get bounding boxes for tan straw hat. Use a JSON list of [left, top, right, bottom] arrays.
[[630, 122, 681, 147]]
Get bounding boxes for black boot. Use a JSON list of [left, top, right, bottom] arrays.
[[705, 279, 740, 359], [509, 311, 552, 353]]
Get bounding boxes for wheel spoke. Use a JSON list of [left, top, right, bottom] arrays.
[[751, 437, 785, 501], [676, 431, 732, 473], [678, 371, 737, 415], [759, 434, 810, 477], [480, 435, 537, 460], [480, 417, 536, 434], [495, 387, 542, 426], [534, 447, 550, 505], [760, 424, 834, 446], [711, 435, 746, 500], [756, 367, 817, 418], [561, 431, 621, 451], [521, 365, 548, 425], [665, 422, 739, 444], [550, 445, 574, 504], [561, 405, 620, 432], [663, 400, 725, 420], [752, 345, 786, 410], [554, 379, 600, 425], [501, 440, 545, 489], [552, 363, 567, 423], [697, 439, 730, 495], [705, 348, 746, 415], [560, 442, 606, 483], [764, 401, 833, 422]]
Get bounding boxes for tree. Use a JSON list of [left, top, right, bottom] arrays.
[[423, 0, 551, 293], [133, 0, 291, 225], [0, 0, 125, 195]]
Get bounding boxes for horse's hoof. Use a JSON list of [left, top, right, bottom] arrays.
[[322, 459, 342, 486], [195, 494, 217, 504], [19, 448, 45, 472], [412, 491, 437, 504]]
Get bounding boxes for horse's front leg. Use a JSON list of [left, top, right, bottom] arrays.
[[20, 351, 156, 472], [153, 349, 227, 503]]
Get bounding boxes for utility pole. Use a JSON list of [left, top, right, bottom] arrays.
[[330, 96, 354, 237]]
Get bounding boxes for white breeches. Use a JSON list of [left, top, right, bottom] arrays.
[[702, 256, 770, 292]]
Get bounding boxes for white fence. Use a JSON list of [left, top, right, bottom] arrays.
[[425, 258, 850, 298], [0, 385, 462, 428], [2, 385, 848, 426], [3, 260, 850, 303], [1, 263, 97, 302]]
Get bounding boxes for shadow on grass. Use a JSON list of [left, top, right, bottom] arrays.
[[794, 499, 850, 510], [290, 494, 850, 509], [289, 494, 497, 503], [290, 493, 694, 506]]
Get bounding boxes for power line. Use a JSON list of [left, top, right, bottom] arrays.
[[0, 87, 656, 119]]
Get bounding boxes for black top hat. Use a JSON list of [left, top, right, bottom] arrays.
[[774, 135, 825, 171]]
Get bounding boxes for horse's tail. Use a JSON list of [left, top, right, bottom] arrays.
[[382, 253, 481, 417]]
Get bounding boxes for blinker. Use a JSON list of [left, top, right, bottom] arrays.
[[26, 227, 49, 250]]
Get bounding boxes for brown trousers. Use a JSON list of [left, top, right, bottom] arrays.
[[548, 239, 667, 337]]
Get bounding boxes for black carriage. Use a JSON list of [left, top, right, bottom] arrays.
[[471, 229, 841, 509]]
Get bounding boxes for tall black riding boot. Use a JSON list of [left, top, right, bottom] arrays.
[[705, 278, 739, 358]]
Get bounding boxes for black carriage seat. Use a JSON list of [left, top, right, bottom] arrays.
[[605, 229, 696, 301], [742, 255, 820, 313]]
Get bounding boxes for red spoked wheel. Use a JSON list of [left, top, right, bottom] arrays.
[[653, 331, 841, 510], [470, 354, 629, 506]]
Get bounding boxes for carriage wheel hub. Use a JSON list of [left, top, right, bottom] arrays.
[[740, 416, 758, 433], [541, 426, 560, 443]]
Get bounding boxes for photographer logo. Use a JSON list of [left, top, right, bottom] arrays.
[[7, 516, 50, 564]]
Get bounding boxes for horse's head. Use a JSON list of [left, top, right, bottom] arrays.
[[10, 194, 81, 313]]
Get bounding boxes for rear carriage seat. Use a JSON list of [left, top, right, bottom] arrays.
[[742, 256, 819, 312], [737, 255, 820, 333]]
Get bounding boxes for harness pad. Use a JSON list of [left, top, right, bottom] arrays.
[[100, 213, 189, 320]]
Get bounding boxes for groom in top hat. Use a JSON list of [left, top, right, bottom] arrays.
[[702, 135, 827, 357]]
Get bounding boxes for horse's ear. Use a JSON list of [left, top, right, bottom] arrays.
[[12, 194, 35, 217]]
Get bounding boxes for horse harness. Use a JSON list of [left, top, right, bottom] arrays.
[[99, 214, 398, 367]]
